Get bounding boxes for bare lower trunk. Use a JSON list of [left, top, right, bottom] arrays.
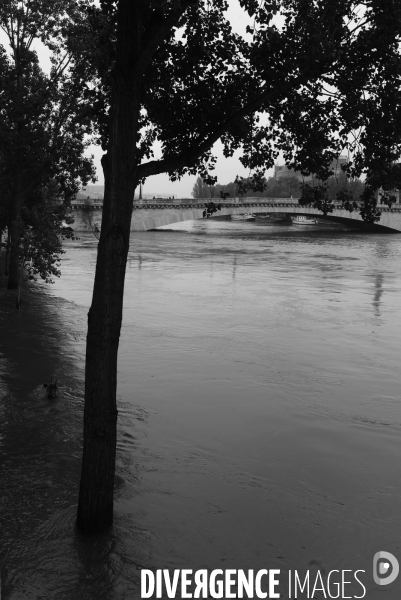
[[76, 0, 143, 533], [76, 183, 136, 531]]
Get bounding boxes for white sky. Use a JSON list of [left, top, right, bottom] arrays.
[[0, 1, 277, 197]]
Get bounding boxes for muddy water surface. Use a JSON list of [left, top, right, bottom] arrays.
[[1, 219, 401, 598]]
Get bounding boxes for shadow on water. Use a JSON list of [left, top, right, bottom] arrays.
[[0, 278, 146, 600]]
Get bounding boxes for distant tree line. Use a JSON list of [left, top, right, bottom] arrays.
[[192, 174, 365, 201]]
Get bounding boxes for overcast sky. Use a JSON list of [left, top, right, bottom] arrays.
[[0, 1, 277, 197]]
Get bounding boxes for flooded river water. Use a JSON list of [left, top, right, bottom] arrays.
[[1, 219, 401, 599]]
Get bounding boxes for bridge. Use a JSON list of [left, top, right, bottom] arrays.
[[70, 198, 401, 233]]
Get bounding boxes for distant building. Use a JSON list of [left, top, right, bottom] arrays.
[[274, 165, 310, 181], [274, 156, 348, 181], [331, 156, 348, 175]]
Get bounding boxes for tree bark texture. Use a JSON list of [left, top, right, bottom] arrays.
[[76, 0, 144, 533]]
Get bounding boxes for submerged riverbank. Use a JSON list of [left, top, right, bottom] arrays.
[[1, 224, 401, 598]]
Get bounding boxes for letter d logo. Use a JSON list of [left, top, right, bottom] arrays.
[[373, 551, 399, 586]]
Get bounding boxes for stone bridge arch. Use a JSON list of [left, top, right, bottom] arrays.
[[70, 198, 401, 233]]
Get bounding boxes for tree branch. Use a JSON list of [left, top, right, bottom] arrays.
[[137, 74, 310, 179], [20, 0, 32, 44], [50, 52, 72, 82], [134, 0, 199, 77]]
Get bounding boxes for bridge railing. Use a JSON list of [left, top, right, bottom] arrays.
[[132, 196, 398, 207], [133, 197, 302, 206], [71, 197, 401, 211]]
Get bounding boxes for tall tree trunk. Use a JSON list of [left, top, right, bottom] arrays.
[[76, 0, 143, 533], [7, 173, 23, 289]]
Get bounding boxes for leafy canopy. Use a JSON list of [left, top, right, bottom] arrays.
[[79, 0, 400, 220], [0, 0, 97, 281], [0, 0, 97, 200]]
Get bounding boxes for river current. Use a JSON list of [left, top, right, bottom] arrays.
[[1, 218, 401, 599]]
